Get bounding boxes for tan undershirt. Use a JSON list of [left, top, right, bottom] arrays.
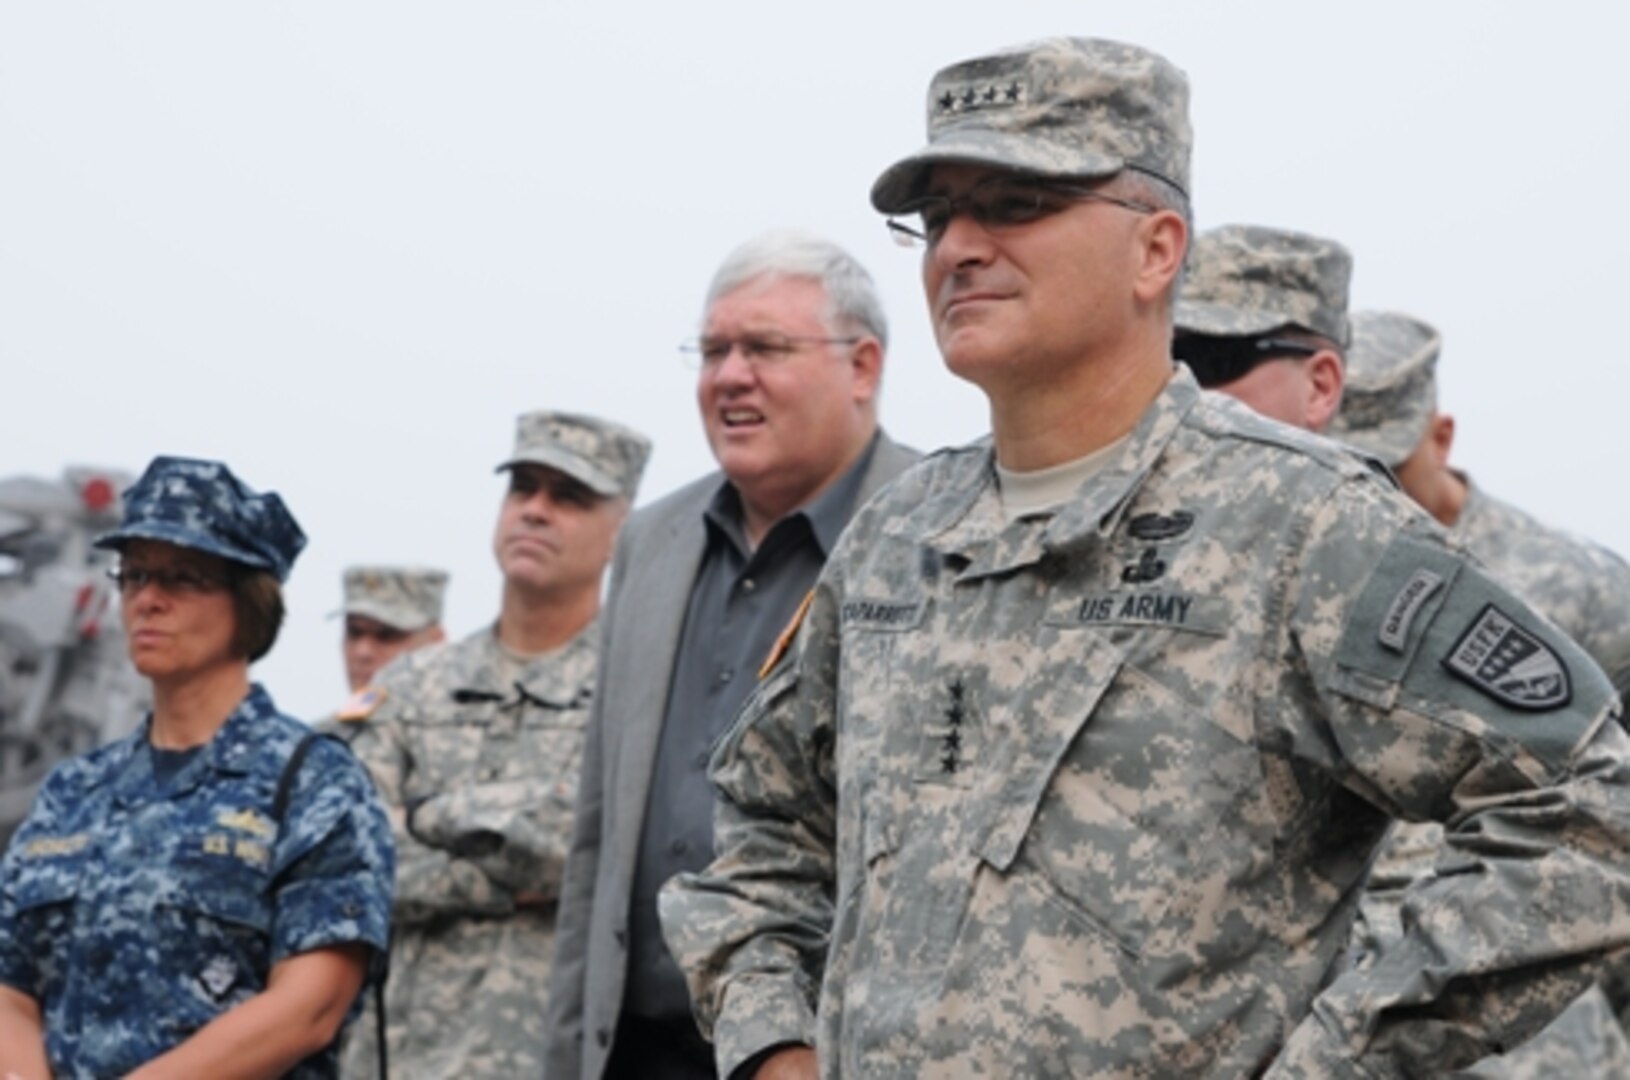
[[995, 433, 1130, 522]]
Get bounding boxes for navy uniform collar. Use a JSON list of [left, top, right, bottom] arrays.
[[106, 684, 280, 808]]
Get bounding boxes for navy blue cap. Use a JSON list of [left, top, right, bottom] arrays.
[[94, 456, 306, 582]]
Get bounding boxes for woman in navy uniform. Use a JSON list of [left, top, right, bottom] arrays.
[[0, 456, 394, 1079]]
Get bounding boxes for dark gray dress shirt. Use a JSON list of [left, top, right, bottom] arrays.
[[622, 436, 879, 1023]]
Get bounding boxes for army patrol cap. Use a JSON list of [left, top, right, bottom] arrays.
[[871, 37, 1192, 213], [495, 410, 652, 500], [94, 455, 306, 582], [339, 565, 448, 631], [1175, 225, 1353, 347], [1326, 311, 1442, 466]]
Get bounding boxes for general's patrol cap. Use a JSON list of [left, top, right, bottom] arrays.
[[496, 411, 652, 500], [1175, 225, 1353, 348], [95, 456, 306, 581], [338, 565, 448, 631], [871, 37, 1191, 213], [1326, 311, 1442, 466]]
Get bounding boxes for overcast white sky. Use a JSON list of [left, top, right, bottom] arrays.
[[5, 2, 1626, 719]]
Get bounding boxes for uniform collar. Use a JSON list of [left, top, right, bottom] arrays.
[[461, 620, 599, 707], [925, 366, 1201, 581], [108, 684, 278, 808]]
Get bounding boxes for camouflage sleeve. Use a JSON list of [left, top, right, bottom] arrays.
[[269, 739, 395, 964], [348, 712, 516, 924], [0, 769, 72, 997], [1267, 479, 1630, 1076], [657, 578, 839, 1078], [406, 771, 578, 896], [1455, 983, 1630, 1078]]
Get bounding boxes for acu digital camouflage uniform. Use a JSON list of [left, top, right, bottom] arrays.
[[342, 409, 648, 1079], [659, 38, 1630, 1079], [0, 456, 395, 1079], [1332, 312, 1630, 1068], [662, 366, 1630, 1078], [341, 627, 598, 1078]]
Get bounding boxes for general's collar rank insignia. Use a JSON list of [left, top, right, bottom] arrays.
[[1442, 603, 1572, 711]]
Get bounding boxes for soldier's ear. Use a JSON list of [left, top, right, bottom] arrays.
[[1132, 210, 1187, 305], [1428, 412, 1456, 466]]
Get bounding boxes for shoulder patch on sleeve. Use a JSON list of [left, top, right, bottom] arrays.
[[1336, 533, 1613, 774], [1441, 603, 1571, 711], [336, 686, 387, 723]]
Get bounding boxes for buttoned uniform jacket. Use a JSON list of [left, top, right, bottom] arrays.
[[0, 685, 394, 1079], [658, 369, 1630, 1079], [543, 432, 918, 1080]]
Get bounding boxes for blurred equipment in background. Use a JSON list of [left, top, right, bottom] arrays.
[[0, 465, 148, 847]]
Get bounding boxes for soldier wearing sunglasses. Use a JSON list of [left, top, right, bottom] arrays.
[[1173, 224, 1352, 434]]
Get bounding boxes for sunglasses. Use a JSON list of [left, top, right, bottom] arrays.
[[1173, 334, 1322, 388]]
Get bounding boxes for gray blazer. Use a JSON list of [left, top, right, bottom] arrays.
[[543, 432, 919, 1079]]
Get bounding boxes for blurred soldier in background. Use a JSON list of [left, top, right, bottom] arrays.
[[341, 410, 649, 1079], [317, 565, 448, 739], [0, 466, 146, 849], [1173, 224, 1352, 432]]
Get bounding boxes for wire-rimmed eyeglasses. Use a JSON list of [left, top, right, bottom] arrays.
[[679, 332, 861, 370], [886, 176, 1158, 248]]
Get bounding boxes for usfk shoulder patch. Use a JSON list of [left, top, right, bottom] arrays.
[[337, 686, 386, 723], [1442, 604, 1572, 711], [1378, 569, 1444, 653]]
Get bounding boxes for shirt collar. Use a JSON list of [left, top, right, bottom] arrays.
[[703, 431, 881, 558], [109, 683, 278, 807]]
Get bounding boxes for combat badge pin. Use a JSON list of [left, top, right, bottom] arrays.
[[1442, 603, 1572, 711]]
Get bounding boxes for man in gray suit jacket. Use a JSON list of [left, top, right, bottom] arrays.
[[544, 231, 919, 1080]]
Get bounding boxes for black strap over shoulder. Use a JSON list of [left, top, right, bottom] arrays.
[[271, 730, 391, 1079], [272, 731, 334, 823]]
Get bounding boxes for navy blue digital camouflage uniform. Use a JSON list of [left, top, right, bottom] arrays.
[[0, 686, 394, 1079], [0, 455, 395, 1078]]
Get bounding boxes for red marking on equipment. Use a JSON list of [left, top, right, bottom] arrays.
[[81, 477, 115, 512]]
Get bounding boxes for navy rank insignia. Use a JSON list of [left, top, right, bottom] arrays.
[[1442, 604, 1572, 711]]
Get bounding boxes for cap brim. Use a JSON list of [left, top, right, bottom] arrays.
[[495, 449, 621, 497], [335, 599, 434, 631], [871, 132, 1125, 212], [93, 521, 279, 576]]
